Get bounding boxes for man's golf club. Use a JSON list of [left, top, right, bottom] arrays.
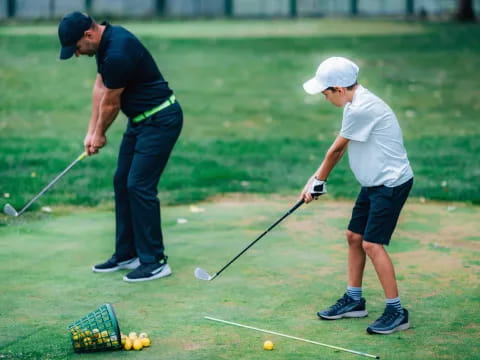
[[3, 152, 88, 217], [194, 198, 305, 281]]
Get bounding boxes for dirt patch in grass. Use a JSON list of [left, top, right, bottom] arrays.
[[276, 199, 479, 289], [182, 342, 203, 351], [434, 224, 480, 251]]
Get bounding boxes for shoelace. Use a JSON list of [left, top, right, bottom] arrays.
[[375, 307, 399, 324], [329, 295, 351, 312]]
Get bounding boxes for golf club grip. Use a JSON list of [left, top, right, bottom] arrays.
[[18, 152, 87, 215], [78, 152, 88, 161], [215, 199, 304, 278]]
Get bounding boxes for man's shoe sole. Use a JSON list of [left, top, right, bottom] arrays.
[[366, 322, 410, 335], [318, 310, 368, 320], [92, 258, 140, 273], [123, 264, 172, 282]]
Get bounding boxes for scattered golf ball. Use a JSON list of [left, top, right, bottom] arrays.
[[189, 205, 205, 213], [3, 193, 10, 198], [122, 330, 151, 351], [263, 340, 274, 350]]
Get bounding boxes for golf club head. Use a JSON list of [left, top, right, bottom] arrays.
[[194, 267, 214, 281], [3, 204, 19, 217]]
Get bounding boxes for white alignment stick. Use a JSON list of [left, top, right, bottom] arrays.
[[205, 316, 380, 359]]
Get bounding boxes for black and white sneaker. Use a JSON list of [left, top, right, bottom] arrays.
[[366, 306, 410, 334], [92, 257, 140, 273], [123, 257, 172, 282], [318, 293, 368, 320]]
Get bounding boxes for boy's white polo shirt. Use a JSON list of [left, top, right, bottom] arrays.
[[340, 85, 413, 187]]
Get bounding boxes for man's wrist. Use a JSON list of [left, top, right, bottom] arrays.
[[314, 176, 326, 182]]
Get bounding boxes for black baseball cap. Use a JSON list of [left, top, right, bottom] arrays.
[[58, 12, 93, 60]]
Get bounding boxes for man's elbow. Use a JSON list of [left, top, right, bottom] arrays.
[[103, 102, 121, 114]]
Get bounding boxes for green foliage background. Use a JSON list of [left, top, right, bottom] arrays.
[[1, 20, 479, 208], [0, 19, 479, 360]]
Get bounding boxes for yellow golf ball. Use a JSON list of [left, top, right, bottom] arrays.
[[141, 337, 151, 347], [124, 338, 133, 351], [133, 338, 143, 350], [263, 340, 274, 350]]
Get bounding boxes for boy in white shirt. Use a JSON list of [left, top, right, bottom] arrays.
[[301, 57, 413, 335]]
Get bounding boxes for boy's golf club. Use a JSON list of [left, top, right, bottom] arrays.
[[194, 198, 305, 281], [3, 152, 88, 217]]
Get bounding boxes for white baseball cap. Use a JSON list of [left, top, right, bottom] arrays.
[[303, 57, 359, 95]]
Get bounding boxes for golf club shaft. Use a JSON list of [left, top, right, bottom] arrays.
[[205, 316, 380, 359], [212, 198, 304, 279], [17, 152, 87, 215]]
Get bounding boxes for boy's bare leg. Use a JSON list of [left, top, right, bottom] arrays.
[[346, 230, 366, 287], [362, 241, 398, 298]]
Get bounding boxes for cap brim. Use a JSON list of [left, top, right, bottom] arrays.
[[60, 45, 76, 60], [303, 77, 327, 95]]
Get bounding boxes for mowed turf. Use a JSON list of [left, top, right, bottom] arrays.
[[0, 19, 479, 359], [0, 197, 479, 359], [1, 19, 479, 207]]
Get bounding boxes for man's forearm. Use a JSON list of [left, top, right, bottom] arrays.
[[87, 77, 105, 135], [93, 86, 124, 136], [94, 98, 120, 136]]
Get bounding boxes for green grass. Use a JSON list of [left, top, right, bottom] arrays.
[[1, 19, 480, 207], [0, 19, 479, 358], [0, 197, 479, 359]]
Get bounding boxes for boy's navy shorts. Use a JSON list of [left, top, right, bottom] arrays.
[[348, 178, 413, 245]]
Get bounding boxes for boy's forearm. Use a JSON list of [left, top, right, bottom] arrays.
[[315, 143, 347, 180]]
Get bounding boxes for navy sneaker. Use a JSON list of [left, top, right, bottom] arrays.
[[318, 293, 368, 320], [366, 305, 410, 334], [92, 257, 140, 273], [123, 257, 171, 282]]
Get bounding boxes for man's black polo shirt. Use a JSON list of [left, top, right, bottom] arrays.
[[95, 22, 173, 118]]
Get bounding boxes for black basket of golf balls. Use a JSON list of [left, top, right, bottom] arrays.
[[67, 303, 122, 352]]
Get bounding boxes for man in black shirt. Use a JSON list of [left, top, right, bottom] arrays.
[[58, 12, 183, 282]]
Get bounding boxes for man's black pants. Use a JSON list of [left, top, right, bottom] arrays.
[[113, 102, 182, 264]]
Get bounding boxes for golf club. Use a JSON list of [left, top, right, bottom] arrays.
[[3, 152, 88, 217], [205, 316, 380, 359], [194, 198, 305, 281]]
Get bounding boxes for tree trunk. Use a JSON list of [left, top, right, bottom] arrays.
[[456, 0, 476, 22], [85, 0, 93, 13], [156, 0, 166, 17], [351, 0, 358, 16], [406, 0, 414, 16], [225, 0, 233, 17], [7, 0, 16, 17], [49, 0, 55, 19], [290, 0, 297, 18]]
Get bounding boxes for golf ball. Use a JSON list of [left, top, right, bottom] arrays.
[[263, 340, 274, 350]]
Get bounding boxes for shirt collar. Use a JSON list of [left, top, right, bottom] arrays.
[[96, 21, 111, 59], [350, 84, 365, 105]]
